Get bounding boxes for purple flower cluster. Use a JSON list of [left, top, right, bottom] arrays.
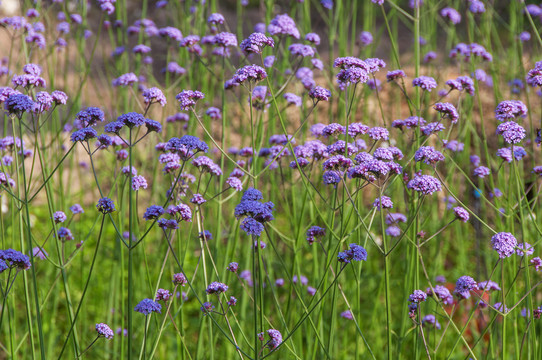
[[267, 14, 300, 39], [491, 232, 518, 259], [176, 90, 205, 110], [337, 243, 368, 263], [306, 226, 326, 244], [134, 298, 162, 315], [95, 323, 114, 339], [206, 281, 228, 294], [407, 174, 442, 195], [235, 188, 274, 237], [0, 249, 31, 270], [454, 276, 478, 299]]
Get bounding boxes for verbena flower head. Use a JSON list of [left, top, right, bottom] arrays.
[[478, 280, 501, 292], [368, 127, 389, 141], [412, 76, 437, 91], [530, 257, 542, 271], [414, 146, 445, 165], [409, 289, 427, 303], [134, 298, 162, 315], [373, 196, 393, 210], [454, 275, 478, 299], [71, 127, 98, 142], [214, 32, 238, 47], [112, 72, 138, 87], [176, 90, 205, 110], [387, 69, 406, 82], [240, 32, 274, 54], [173, 272, 188, 286], [207, 13, 225, 25], [440, 7, 461, 24], [453, 207, 470, 222], [5, 94, 34, 115], [95, 323, 114, 340], [341, 310, 354, 320], [306, 226, 326, 244], [289, 43, 315, 57], [434, 102, 459, 123], [359, 31, 373, 46], [337, 243, 368, 263], [206, 281, 228, 294], [473, 166, 490, 178], [496, 121, 526, 144], [0, 249, 31, 270], [143, 87, 166, 106], [422, 315, 441, 329], [155, 289, 172, 302], [143, 205, 164, 220], [265, 329, 283, 350], [201, 302, 214, 314], [407, 174, 442, 195], [308, 86, 331, 102], [227, 296, 237, 306], [495, 100, 527, 121], [427, 285, 453, 305], [96, 197, 115, 214], [230, 65, 267, 84], [516, 242, 534, 256], [57, 227, 74, 241], [305, 32, 320, 45], [53, 211, 67, 223], [32, 247, 48, 260], [240, 217, 265, 236], [267, 14, 300, 39], [491, 232, 518, 258], [227, 262, 239, 272]]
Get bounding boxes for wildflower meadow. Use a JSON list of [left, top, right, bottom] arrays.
[[1, 0, 542, 358]]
